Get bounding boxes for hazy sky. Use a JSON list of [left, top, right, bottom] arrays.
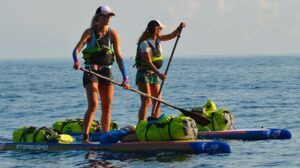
[[1, 0, 300, 59]]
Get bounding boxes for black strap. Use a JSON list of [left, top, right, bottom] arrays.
[[145, 121, 172, 141], [33, 127, 50, 142], [211, 113, 215, 131], [146, 39, 161, 57], [95, 27, 113, 48], [83, 133, 89, 140], [145, 123, 152, 141], [19, 126, 36, 142], [59, 118, 83, 133], [167, 118, 174, 140]]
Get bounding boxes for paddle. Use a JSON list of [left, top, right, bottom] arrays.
[[151, 24, 183, 117], [79, 67, 210, 126]]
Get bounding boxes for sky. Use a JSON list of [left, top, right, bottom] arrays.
[[1, 0, 300, 59]]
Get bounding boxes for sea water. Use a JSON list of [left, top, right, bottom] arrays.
[[0, 56, 299, 167]]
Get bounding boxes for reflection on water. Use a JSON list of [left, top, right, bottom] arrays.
[[80, 151, 191, 167]]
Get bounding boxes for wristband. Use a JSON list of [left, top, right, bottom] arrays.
[[72, 48, 78, 63], [123, 77, 129, 84], [120, 59, 128, 80]]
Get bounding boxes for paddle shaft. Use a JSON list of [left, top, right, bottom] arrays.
[[151, 25, 183, 117], [79, 67, 210, 126], [80, 67, 181, 109]]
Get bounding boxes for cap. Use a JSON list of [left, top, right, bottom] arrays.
[[95, 5, 115, 16], [147, 20, 166, 30]]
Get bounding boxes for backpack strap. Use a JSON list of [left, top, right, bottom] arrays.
[[108, 28, 115, 57], [108, 27, 111, 48], [146, 40, 156, 54], [146, 39, 161, 58]]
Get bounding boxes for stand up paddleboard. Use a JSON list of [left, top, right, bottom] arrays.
[[71, 128, 291, 142], [197, 128, 292, 140], [0, 140, 231, 154]]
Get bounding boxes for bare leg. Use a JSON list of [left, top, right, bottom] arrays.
[[99, 83, 114, 133], [82, 82, 99, 143], [150, 84, 162, 118], [137, 82, 151, 121]]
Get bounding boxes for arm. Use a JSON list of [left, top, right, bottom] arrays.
[[159, 22, 186, 41], [142, 51, 166, 81], [111, 29, 131, 89], [73, 29, 92, 70]]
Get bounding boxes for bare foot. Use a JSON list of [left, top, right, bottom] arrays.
[[82, 139, 91, 144]]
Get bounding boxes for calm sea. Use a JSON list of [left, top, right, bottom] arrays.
[[0, 56, 299, 167]]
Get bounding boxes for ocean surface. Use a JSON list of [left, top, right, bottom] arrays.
[[0, 56, 299, 167]]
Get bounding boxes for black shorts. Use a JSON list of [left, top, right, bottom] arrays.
[[82, 67, 114, 87]]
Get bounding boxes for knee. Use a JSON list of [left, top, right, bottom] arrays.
[[141, 98, 151, 107], [102, 98, 113, 111], [88, 101, 98, 112]]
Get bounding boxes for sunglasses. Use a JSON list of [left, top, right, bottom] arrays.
[[99, 14, 113, 18]]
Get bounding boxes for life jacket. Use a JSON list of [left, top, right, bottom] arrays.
[[52, 118, 118, 134], [12, 126, 74, 144], [136, 114, 198, 141], [135, 39, 163, 69], [192, 100, 235, 132], [82, 27, 115, 66]]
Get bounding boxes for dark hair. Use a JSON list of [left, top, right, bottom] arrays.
[[146, 20, 160, 36], [137, 20, 160, 46]]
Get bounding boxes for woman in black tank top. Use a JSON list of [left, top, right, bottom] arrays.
[[72, 5, 130, 144]]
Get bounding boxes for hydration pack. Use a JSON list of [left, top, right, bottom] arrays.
[[52, 118, 118, 134], [136, 114, 198, 141], [12, 126, 74, 144]]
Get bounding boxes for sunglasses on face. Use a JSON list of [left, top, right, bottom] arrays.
[[99, 14, 113, 18]]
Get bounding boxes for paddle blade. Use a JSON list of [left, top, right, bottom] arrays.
[[180, 109, 211, 126]]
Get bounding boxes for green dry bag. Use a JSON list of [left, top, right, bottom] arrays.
[[52, 118, 118, 134], [136, 114, 198, 141], [12, 126, 74, 143]]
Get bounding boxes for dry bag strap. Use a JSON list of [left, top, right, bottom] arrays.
[[167, 118, 174, 140], [19, 126, 36, 142], [211, 113, 215, 131], [145, 120, 173, 141], [59, 118, 83, 133], [33, 127, 50, 142]]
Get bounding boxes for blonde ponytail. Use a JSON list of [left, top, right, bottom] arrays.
[[90, 15, 100, 28]]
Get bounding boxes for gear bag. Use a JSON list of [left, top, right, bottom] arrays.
[[52, 118, 118, 134], [193, 100, 234, 131], [12, 126, 74, 143], [136, 114, 198, 141]]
